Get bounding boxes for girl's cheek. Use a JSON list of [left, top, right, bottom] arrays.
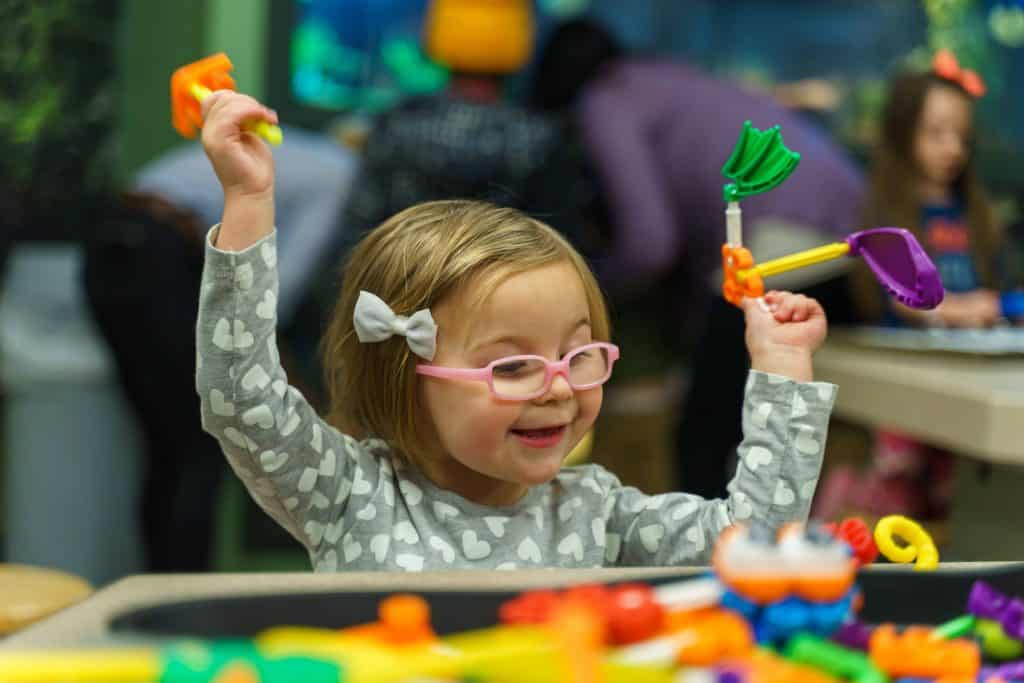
[[577, 387, 603, 428]]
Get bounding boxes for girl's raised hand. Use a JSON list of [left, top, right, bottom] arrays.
[[200, 90, 278, 201], [741, 291, 828, 383]]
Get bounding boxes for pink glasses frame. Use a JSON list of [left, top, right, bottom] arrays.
[[416, 342, 620, 401]]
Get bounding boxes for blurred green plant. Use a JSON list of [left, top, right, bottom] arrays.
[[912, 0, 999, 90], [0, 0, 117, 229]]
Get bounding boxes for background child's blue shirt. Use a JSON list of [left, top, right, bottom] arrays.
[[883, 201, 978, 327], [922, 201, 978, 294]]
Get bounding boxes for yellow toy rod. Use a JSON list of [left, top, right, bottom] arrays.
[[190, 83, 283, 146], [736, 241, 850, 284]]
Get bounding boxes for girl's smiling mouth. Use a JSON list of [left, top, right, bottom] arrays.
[[510, 425, 568, 448]]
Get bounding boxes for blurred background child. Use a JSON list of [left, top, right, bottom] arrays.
[[815, 51, 1008, 527]]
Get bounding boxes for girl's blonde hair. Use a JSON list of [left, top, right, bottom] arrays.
[[321, 200, 610, 465]]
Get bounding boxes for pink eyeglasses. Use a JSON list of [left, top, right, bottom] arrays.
[[416, 342, 620, 401]]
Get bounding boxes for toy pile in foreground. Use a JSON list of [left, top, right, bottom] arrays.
[[3, 515, 1022, 683]]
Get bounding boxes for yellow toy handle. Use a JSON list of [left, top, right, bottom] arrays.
[[736, 242, 850, 284], [874, 515, 939, 571], [191, 83, 283, 146]]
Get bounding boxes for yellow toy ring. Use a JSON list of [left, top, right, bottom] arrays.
[[874, 515, 939, 570]]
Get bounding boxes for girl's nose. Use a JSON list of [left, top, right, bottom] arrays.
[[542, 372, 574, 402]]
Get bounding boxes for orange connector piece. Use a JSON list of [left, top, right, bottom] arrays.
[[666, 608, 754, 666], [722, 244, 764, 306], [869, 624, 980, 679], [339, 594, 437, 646], [170, 53, 238, 139]]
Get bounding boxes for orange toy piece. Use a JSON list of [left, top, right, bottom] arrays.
[[725, 648, 843, 683], [665, 608, 754, 666], [550, 601, 605, 683], [722, 244, 764, 306], [869, 624, 980, 679], [339, 594, 437, 646], [212, 663, 259, 683], [712, 525, 858, 605], [423, 0, 534, 75], [171, 53, 282, 145], [171, 53, 238, 139]]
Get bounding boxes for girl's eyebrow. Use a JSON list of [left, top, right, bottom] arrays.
[[469, 318, 591, 353]]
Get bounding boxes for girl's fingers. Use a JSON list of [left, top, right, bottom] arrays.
[[774, 294, 799, 321], [204, 92, 276, 132], [757, 291, 823, 323], [199, 89, 231, 118]]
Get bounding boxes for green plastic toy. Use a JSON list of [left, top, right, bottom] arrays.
[[720, 120, 801, 247], [721, 120, 801, 203], [783, 634, 888, 683]]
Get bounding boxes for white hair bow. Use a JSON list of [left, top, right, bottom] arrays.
[[352, 290, 437, 361]]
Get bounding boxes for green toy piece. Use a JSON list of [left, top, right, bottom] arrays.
[[721, 120, 801, 203], [783, 634, 888, 683], [160, 642, 343, 683], [932, 614, 976, 640], [975, 618, 1024, 660]]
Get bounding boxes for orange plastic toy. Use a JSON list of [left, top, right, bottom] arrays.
[[712, 525, 858, 605], [869, 624, 981, 679], [726, 648, 843, 683], [423, 0, 534, 74], [665, 608, 754, 666], [339, 594, 437, 646], [722, 244, 764, 306], [170, 53, 282, 145]]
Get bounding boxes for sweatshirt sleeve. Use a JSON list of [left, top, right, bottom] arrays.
[[195, 227, 387, 554], [605, 370, 836, 565]]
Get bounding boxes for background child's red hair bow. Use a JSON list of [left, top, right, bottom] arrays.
[[932, 49, 987, 98]]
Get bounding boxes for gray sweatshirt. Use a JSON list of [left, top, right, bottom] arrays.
[[196, 228, 837, 571]]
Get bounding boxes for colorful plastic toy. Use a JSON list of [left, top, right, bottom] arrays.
[[12, 525, 1024, 683], [869, 624, 981, 679], [823, 518, 879, 567], [975, 617, 1024, 660], [1001, 291, 1024, 318], [423, 0, 534, 75], [171, 53, 283, 146], [969, 580, 1024, 641], [720, 123, 945, 310], [873, 515, 939, 571], [712, 523, 860, 644], [713, 523, 859, 604], [784, 632, 887, 683]]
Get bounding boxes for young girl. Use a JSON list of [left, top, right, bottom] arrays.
[[816, 52, 1004, 523], [196, 91, 835, 571]]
